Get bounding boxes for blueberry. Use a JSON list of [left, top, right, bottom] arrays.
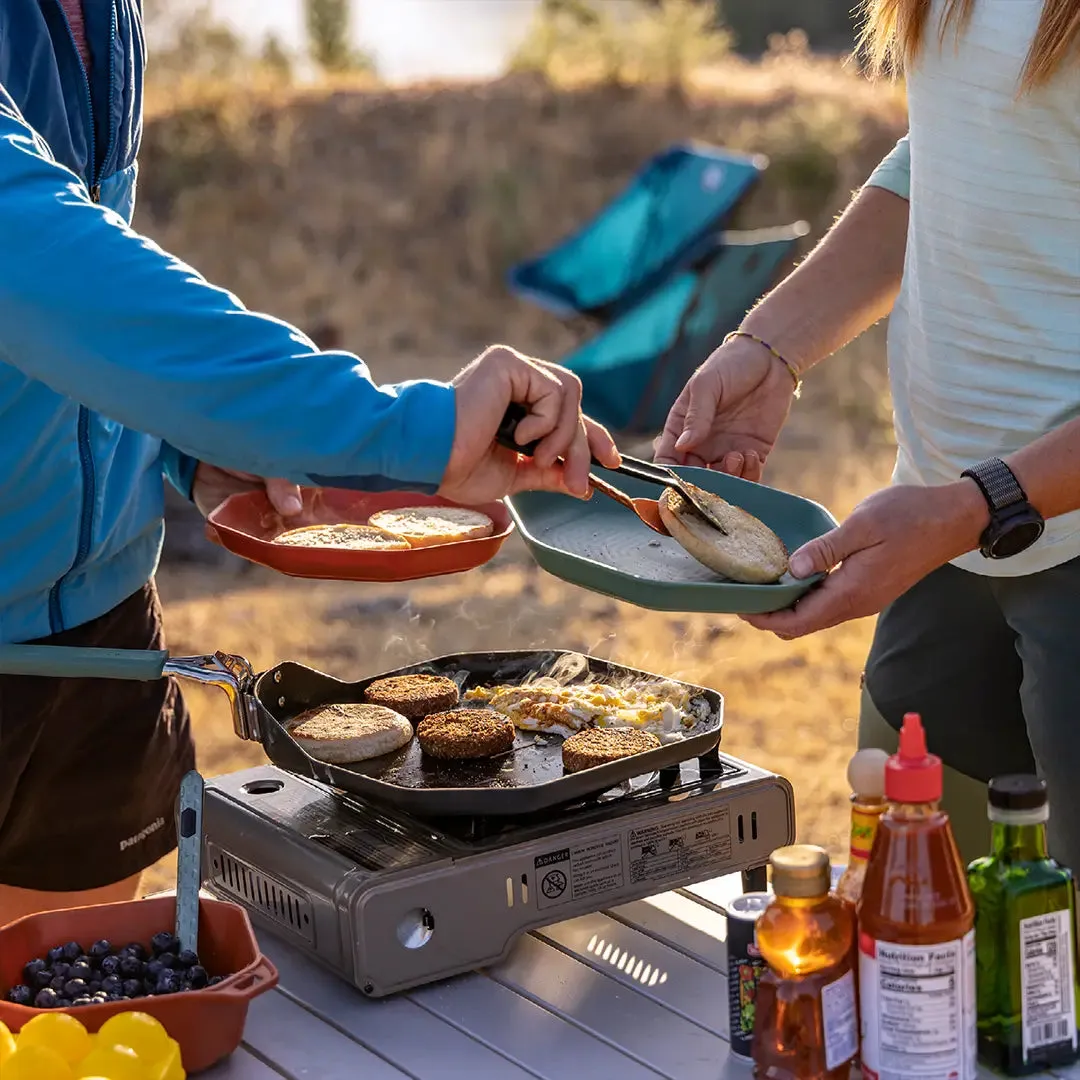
[[49, 975, 68, 993], [34, 987, 59, 1008], [118, 955, 144, 978], [121, 979, 143, 998], [23, 957, 47, 983], [63, 978, 88, 999], [145, 959, 165, 981], [33, 969, 54, 990], [87, 979, 102, 994], [61, 941, 83, 963], [89, 939, 112, 961], [70, 961, 93, 982], [185, 965, 209, 990], [99, 954, 122, 977], [47, 945, 65, 965], [71, 995, 94, 1007], [7, 984, 33, 1006], [101, 974, 123, 995], [124, 942, 149, 962], [75, 955, 92, 969], [151, 931, 179, 956], [154, 969, 182, 995], [176, 949, 199, 969], [208, 975, 224, 986], [157, 952, 177, 970], [51, 961, 72, 981], [92, 991, 109, 1002], [106, 992, 125, 1002]]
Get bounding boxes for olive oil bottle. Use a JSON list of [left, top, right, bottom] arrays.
[[967, 775, 1080, 1075]]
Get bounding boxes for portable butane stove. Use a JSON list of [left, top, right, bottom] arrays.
[[202, 749, 794, 997]]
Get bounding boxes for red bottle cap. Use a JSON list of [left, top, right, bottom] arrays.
[[885, 713, 943, 803]]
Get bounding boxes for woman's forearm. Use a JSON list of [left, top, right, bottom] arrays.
[[741, 184, 910, 375]]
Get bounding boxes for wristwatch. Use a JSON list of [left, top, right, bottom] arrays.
[[960, 457, 1044, 559]]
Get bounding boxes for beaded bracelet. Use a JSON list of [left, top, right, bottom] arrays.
[[723, 330, 803, 398]]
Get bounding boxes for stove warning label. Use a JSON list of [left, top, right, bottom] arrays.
[[534, 837, 625, 911], [626, 807, 732, 887]]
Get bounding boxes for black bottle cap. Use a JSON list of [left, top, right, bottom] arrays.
[[988, 774, 1047, 811]]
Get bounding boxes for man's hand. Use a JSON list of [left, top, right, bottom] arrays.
[[743, 481, 989, 638], [192, 463, 304, 519], [654, 335, 796, 480], [439, 345, 620, 505]]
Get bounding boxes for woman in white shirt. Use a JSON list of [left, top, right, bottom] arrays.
[[657, 0, 1080, 866]]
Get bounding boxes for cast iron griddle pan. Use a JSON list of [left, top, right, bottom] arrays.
[[254, 650, 723, 815], [0, 645, 722, 817]]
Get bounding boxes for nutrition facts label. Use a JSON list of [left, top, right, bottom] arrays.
[[1020, 909, 1077, 1060], [859, 930, 977, 1080]]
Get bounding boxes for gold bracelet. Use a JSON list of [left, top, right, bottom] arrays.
[[723, 330, 802, 398]]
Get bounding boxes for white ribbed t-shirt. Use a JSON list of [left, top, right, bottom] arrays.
[[866, 0, 1080, 577]]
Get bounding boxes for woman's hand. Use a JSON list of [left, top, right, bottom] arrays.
[[744, 481, 989, 638], [192, 464, 303, 518], [654, 335, 797, 480]]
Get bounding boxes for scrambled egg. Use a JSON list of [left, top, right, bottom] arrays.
[[463, 677, 699, 741]]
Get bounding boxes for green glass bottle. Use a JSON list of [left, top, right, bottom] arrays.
[[967, 775, 1080, 1075]]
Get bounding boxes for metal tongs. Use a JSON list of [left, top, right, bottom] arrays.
[[496, 403, 728, 536]]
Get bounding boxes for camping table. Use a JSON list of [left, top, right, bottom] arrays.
[[199, 872, 1080, 1080]]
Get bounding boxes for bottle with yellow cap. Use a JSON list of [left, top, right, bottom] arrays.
[[751, 844, 859, 1079]]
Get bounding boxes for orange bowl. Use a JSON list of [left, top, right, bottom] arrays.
[[0, 896, 277, 1074], [205, 487, 514, 581]]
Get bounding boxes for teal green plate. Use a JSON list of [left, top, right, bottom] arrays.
[[506, 466, 838, 615]]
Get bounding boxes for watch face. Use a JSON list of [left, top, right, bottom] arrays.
[[989, 518, 1045, 559]]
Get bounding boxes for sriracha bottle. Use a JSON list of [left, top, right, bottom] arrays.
[[858, 712, 977, 1080]]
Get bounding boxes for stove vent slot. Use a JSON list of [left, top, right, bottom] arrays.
[[208, 845, 315, 944]]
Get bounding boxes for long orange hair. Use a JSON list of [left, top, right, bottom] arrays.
[[858, 0, 1080, 92]]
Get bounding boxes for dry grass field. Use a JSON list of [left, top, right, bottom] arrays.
[[135, 37, 905, 894]]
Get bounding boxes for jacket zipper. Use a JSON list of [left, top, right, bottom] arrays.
[[47, 1, 116, 631]]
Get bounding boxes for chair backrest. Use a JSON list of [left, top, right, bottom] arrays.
[[561, 224, 809, 434], [507, 143, 766, 321]]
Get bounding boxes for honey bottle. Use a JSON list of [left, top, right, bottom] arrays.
[[752, 845, 859, 1079], [858, 712, 977, 1080]]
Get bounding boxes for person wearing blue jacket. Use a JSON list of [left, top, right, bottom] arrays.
[[0, 0, 618, 927]]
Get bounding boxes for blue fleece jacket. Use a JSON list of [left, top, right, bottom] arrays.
[[0, 0, 456, 643]]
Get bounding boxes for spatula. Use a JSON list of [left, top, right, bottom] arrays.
[[495, 403, 728, 536]]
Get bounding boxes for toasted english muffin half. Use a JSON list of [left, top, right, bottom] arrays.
[[272, 523, 410, 550], [288, 703, 413, 763], [367, 506, 494, 548], [658, 484, 788, 584]]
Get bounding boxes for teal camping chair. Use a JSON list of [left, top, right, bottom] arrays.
[[562, 223, 809, 434], [507, 143, 766, 321]]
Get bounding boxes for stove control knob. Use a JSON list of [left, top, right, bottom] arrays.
[[396, 907, 435, 949]]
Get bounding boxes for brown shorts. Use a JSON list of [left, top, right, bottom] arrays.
[[0, 582, 195, 891]]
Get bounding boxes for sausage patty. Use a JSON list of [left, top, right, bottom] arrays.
[[363, 674, 460, 719], [416, 709, 516, 760], [561, 727, 662, 773]]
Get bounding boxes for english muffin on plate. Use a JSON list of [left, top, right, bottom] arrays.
[[367, 506, 494, 548], [272, 523, 409, 550], [658, 484, 788, 584]]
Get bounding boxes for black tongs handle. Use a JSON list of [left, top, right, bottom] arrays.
[[496, 403, 677, 489]]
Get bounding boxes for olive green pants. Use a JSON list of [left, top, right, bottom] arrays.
[[857, 559, 1080, 872]]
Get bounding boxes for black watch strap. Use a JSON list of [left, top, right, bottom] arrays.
[[961, 458, 1027, 513]]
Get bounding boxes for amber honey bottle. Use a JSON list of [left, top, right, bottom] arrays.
[[858, 712, 977, 1080], [752, 845, 859, 1079]]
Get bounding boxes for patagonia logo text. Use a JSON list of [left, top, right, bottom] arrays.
[[119, 817, 166, 852]]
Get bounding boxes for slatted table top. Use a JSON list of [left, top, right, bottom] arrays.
[[201, 872, 1080, 1080]]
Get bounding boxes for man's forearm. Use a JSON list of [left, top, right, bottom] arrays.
[[741, 184, 909, 375]]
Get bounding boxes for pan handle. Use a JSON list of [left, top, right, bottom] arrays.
[[0, 644, 169, 680]]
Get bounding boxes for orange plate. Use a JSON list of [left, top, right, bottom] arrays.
[[204, 488, 515, 582], [0, 895, 278, 1074]]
